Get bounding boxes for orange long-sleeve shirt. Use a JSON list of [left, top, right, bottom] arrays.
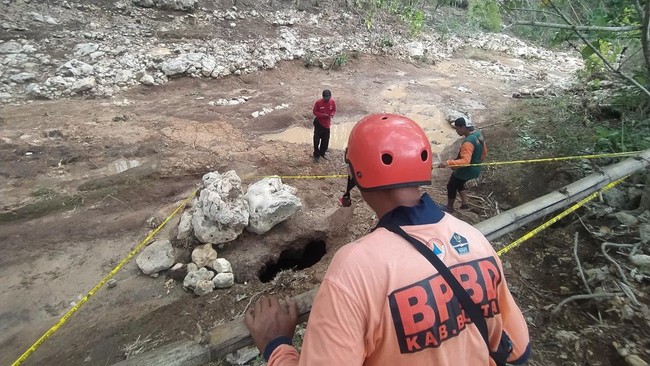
[[446, 139, 487, 167]]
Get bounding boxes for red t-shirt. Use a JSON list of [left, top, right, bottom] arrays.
[[313, 98, 337, 128]]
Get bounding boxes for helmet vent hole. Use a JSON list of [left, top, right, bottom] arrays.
[[421, 150, 428, 161], [381, 153, 393, 165], [381, 116, 388, 120]]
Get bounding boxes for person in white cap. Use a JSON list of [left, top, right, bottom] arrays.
[[438, 117, 487, 213]]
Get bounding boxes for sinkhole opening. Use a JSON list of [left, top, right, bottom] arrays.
[[258, 240, 327, 283]]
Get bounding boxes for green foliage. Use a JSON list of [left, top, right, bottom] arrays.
[[32, 187, 56, 199], [331, 52, 349, 70], [469, 0, 502, 32], [303, 52, 314, 68]]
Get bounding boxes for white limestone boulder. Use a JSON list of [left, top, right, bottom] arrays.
[[191, 171, 250, 244], [245, 177, 301, 234]]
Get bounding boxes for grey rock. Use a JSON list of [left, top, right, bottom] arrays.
[[603, 188, 628, 209], [26, 83, 49, 99], [9, 72, 35, 83], [245, 177, 301, 234], [212, 272, 234, 288], [0, 41, 23, 54], [107, 279, 118, 288], [225, 346, 260, 365], [555, 330, 580, 342], [156, 0, 198, 11], [70, 77, 96, 93], [183, 267, 214, 289], [132, 0, 155, 7], [114, 69, 133, 84], [639, 223, 650, 244], [191, 243, 218, 268], [630, 254, 650, 274], [212, 258, 232, 273], [133, 0, 196, 11], [45, 76, 71, 88], [136, 239, 175, 275], [58, 59, 94, 77], [0, 92, 11, 102], [194, 279, 214, 295], [74, 43, 100, 57], [615, 212, 638, 226], [191, 171, 249, 244], [161, 56, 191, 76], [177, 210, 193, 240]]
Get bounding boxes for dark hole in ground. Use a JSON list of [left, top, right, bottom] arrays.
[[259, 240, 327, 283]]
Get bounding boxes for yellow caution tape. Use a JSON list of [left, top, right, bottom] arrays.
[[452, 151, 641, 168], [258, 152, 642, 179], [10, 189, 198, 366], [496, 177, 628, 257]]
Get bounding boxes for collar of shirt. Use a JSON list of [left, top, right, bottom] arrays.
[[376, 193, 444, 229]]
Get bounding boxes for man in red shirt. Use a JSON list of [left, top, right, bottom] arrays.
[[312, 89, 336, 161], [245, 114, 531, 366]]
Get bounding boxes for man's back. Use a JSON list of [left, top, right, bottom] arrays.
[[285, 196, 529, 365]]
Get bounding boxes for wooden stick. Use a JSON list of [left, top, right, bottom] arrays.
[[113, 289, 317, 366]]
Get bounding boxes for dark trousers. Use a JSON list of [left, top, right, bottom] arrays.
[[313, 118, 330, 158], [447, 174, 468, 200]]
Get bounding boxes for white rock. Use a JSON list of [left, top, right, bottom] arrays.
[[140, 74, 155, 86], [245, 177, 301, 234], [191, 171, 250, 244], [136, 240, 175, 275], [70, 77, 96, 93], [0, 41, 23, 54], [212, 272, 234, 288], [192, 243, 218, 268], [212, 258, 232, 273], [187, 263, 198, 273], [74, 43, 100, 57]]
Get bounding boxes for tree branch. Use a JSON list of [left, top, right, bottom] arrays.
[[641, 0, 650, 75], [503, 7, 561, 19], [510, 20, 641, 32], [546, 0, 650, 99]]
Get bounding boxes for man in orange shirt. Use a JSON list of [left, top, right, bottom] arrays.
[[245, 114, 530, 366], [439, 117, 487, 213]]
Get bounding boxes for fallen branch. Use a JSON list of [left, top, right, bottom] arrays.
[[510, 21, 641, 32], [601, 242, 633, 286], [573, 232, 592, 294], [552, 292, 624, 315]]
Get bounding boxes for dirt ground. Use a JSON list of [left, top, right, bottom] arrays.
[[2, 17, 649, 366]]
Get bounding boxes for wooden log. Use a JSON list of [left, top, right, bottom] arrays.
[[115, 149, 650, 366], [113, 289, 317, 366], [475, 149, 650, 240]]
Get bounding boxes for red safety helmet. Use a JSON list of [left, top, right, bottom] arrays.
[[345, 114, 432, 191]]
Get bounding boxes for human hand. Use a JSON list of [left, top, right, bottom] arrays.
[[244, 296, 298, 353], [438, 162, 448, 168]]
